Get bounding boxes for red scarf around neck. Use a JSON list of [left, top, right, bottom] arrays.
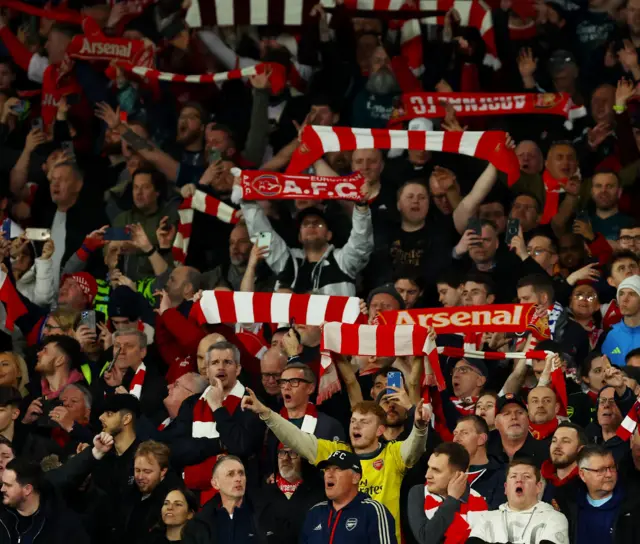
[[541, 459, 579, 487], [541, 170, 566, 225], [280, 402, 319, 434], [276, 474, 302, 498], [529, 417, 559, 440], [449, 396, 479, 416], [128, 363, 146, 399]]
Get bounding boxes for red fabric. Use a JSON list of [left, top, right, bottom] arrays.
[[240, 171, 366, 201], [550, 367, 568, 417], [156, 309, 205, 383], [0, 270, 29, 331], [541, 170, 566, 225], [0, 0, 82, 24], [449, 396, 479, 416], [529, 417, 559, 440], [390, 54, 423, 92], [40, 63, 83, 129], [423, 488, 488, 544], [617, 397, 640, 441], [588, 233, 614, 268], [0, 26, 34, 72], [276, 474, 302, 497], [602, 300, 623, 331], [540, 460, 579, 486]]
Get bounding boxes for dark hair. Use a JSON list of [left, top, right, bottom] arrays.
[[131, 168, 167, 201], [512, 192, 543, 214], [0, 57, 15, 72], [0, 435, 15, 455], [166, 485, 199, 515], [517, 274, 555, 302], [5, 459, 45, 494], [528, 233, 558, 254], [457, 414, 490, 437], [0, 386, 22, 408], [435, 269, 464, 289], [433, 442, 470, 472], [465, 272, 497, 296], [592, 169, 620, 186], [555, 421, 588, 446], [577, 444, 613, 469], [625, 347, 640, 363], [507, 457, 541, 482], [180, 101, 208, 123], [40, 335, 83, 371], [580, 351, 603, 379], [392, 265, 425, 291], [397, 179, 428, 200], [478, 219, 498, 232], [605, 250, 639, 279]]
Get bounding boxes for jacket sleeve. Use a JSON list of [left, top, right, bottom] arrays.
[[333, 205, 374, 277], [158, 308, 206, 350], [263, 410, 319, 462], [32, 257, 55, 306], [400, 423, 428, 467], [408, 486, 462, 544], [367, 498, 398, 544], [240, 200, 292, 274], [214, 403, 265, 456], [45, 447, 98, 491]]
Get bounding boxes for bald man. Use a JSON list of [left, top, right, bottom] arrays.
[[258, 347, 288, 411]]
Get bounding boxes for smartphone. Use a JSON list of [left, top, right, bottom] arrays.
[[257, 231, 272, 250], [106, 346, 121, 374], [505, 218, 520, 245], [2, 218, 11, 241], [467, 218, 482, 237], [61, 141, 75, 157], [25, 228, 50, 241], [208, 148, 222, 164], [103, 227, 131, 241], [386, 371, 402, 395], [575, 209, 590, 223], [80, 310, 96, 331], [31, 117, 43, 131]]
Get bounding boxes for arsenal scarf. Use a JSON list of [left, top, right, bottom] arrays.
[[119, 62, 287, 95], [158, 417, 172, 431], [617, 396, 640, 441], [529, 417, 559, 440], [239, 171, 366, 201], [280, 402, 319, 434], [190, 291, 365, 327], [424, 487, 488, 544], [602, 300, 622, 331], [540, 459, 579, 487], [0, 270, 29, 331], [128, 362, 146, 399], [540, 170, 566, 225], [276, 474, 302, 498], [286, 126, 521, 185], [450, 396, 478, 415], [390, 92, 577, 126], [172, 190, 240, 264], [183, 381, 245, 490]]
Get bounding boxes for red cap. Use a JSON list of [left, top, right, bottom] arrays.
[[61, 272, 98, 304]]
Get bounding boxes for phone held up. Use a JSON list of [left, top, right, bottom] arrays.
[[386, 371, 402, 395], [505, 218, 520, 246]]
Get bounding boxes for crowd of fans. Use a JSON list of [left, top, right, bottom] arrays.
[[0, 0, 638, 543]]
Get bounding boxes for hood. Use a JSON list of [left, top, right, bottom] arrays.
[[16, 265, 36, 286], [498, 501, 558, 515]]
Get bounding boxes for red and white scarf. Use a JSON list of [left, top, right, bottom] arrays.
[[172, 190, 240, 263], [276, 474, 302, 498], [540, 459, 579, 487], [424, 487, 488, 544], [617, 396, 640, 441], [190, 291, 364, 327], [449, 396, 478, 415], [280, 402, 319, 434], [602, 300, 622, 331], [158, 417, 172, 431], [119, 62, 287, 95], [540, 170, 566, 225], [183, 381, 245, 490], [286, 126, 520, 185], [129, 362, 146, 399], [239, 171, 366, 201]]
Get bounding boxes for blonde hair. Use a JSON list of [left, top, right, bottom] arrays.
[[47, 308, 80, 333], [0, 352, 30, 397]]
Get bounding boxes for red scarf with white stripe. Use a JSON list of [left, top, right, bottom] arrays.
[[602, 300, 622, 331], [158, 417, 172, 431], [617, 396, 640, 441], [423, 487, 488, 544], [276, 474, 302, 498], [287, 126, 520, 185], [128, 363, 146, 399], [280, 403, 319, 434], [172, 190, 240, 263], [449, 396, 478, 415], [183, 381, 245, 490]]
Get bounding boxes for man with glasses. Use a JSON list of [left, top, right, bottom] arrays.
[[617, 225, 640, 256], [440, 358, 488, 432], [170, 341, 264, 497], [258, 347, 287, 411], [568, 445, 640, 544]]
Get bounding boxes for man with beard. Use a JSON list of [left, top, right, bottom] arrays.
[[393, 267, 425, 310], [240, 202, 373, 296], [453, 415, 506, 508], [617, 225, 640, 256], [378, 387, 413, 442], [351, 44, 400, 129], [169, 103, 206, 170], [436, 270, 464, 308], [586, 171, 634, 241], [541, 422, 586, 508]]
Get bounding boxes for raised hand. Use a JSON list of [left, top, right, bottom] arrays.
[[95, 102, 121, 130], [241, 387, 270, 416], [156, 216, 176, 249]]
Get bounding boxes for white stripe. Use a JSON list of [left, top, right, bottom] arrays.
[[316, 126, 341, 152], [364, 499, 390, 544], [216, 0, 234, 25], [300, 414, 318, 434], [322, 323, 342, 353], [358, 325, 377, 355], [185, 75, 205, 83], [284, 0, 303, 25], [454, 0, 473, 25], [480, 10, 492, 34], [184, 0, 202, 27], [192, 420, 219, 438], [216, 201, 236, 223], [191, 190, 208, 213], [426, 131, 444, 152], [240, 65, 259, 77], [130, 384, 142, 399], [173, 231, 187, 251], [341, 297, 362, 323], [394, 326, 414, 355], [250, 0, 268, 25], [200, 291, 222, 323], [270, 292, 293, 324], [0, 270, 7, 289], [620, 415, 637, 433], [459, 131, 483, 157], [389, 0, 405, 10], [305, 294, 330, 325], [234, 291, 255, 323], [357, 0, 375, 9], [389, 130, 409, 149], [353, 128, 375, 149], [178, 207, 194, 224]]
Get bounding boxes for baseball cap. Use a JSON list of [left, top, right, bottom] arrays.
[[408, 118, 434, 132], [497, 393, 528, 413], [458, 357, 489, 379], [617, 275, 640, 300], [60, 272, 98, 304], [102, 394, 141, 418], [317, 450, 362, 475], [367, 284, 405, 311]]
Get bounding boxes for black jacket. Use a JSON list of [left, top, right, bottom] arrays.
[[181, 492, 284, 544], [0, 486, 90, 544], [468, 458, 507, 509]]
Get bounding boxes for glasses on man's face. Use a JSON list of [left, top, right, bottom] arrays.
[[261, 372, 281, 381], [527, 248, 552, 257], [598, 397, 616, 406], [277, 378, 312, 389], [582, 465, 617, 476], [301, 220, 325, 229], [619, 235, 640, 243], [277, 450, 299, 459], [174, 381, 194, 394], [451, 366, 480, 377], [573, 293, 597, 302]]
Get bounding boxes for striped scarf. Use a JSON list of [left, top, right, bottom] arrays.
[[158, 417, 172, 431], [172, 190, 240, 264], [183, 381, 246, 490], [449, 396, 478, 415], [617, 396, 640, 441], [286, 126, 520, 185], [280, 402, 318, 434], [424, 487, 488, 544], [128, 363, 146, 399]]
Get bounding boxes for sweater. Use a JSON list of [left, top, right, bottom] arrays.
[[601, 320, 640, 366], [575, 486, 624, 544]]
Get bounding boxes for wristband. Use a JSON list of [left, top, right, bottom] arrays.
[[142, 246, 157, 257], [158, 246, 172, 255], [613, 104, 626, 113]]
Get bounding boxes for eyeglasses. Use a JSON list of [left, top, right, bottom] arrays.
[[277, 450, 299, 459], [174, 381, 194, 394], [301, 221, 325, 229], [619, 235, 640, 243], [277, 378, 312, 389], [573, 293, 597, 302], [261, 372, 281, 381], [598, 398, 616, 406], [582, 466, 617, 476], [527, 248, 552, 257], [451, 366, 480, 377]]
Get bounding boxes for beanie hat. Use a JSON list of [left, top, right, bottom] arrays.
[[61, 272, 98, 304], [367, 284, 406, 311], [617, 275, 640, 300], [108, 286, 141, 321]]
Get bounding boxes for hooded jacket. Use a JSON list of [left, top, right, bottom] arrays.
[[467, 501, 569, 544], [15, 257, 56, 307], [602, 320, 640, 366]]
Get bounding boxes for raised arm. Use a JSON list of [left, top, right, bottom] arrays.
[[453, 164, 498, 234]]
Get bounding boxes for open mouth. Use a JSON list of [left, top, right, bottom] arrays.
[[283, 393, 292, 402], [515, 485, 524, 496], [216, 372, 226, 379], [326, 481, 335, 489], [352, 431, 362, 440]]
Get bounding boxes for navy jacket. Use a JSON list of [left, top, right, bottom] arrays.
[[300, 492, 397, 544]]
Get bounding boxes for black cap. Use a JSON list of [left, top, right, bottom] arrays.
[[462, 357, 489, 379], [497, 393, 528, 413], [317, 450, 362, 475], [102, 394, 141, 418], [0, 386, 21, 407], [296, 207, 331, 231], [108, 286, 141, 321], [367, 284, 406, 311]]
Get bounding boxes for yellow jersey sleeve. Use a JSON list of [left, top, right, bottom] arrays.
[[314, 439, 352, 465]]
